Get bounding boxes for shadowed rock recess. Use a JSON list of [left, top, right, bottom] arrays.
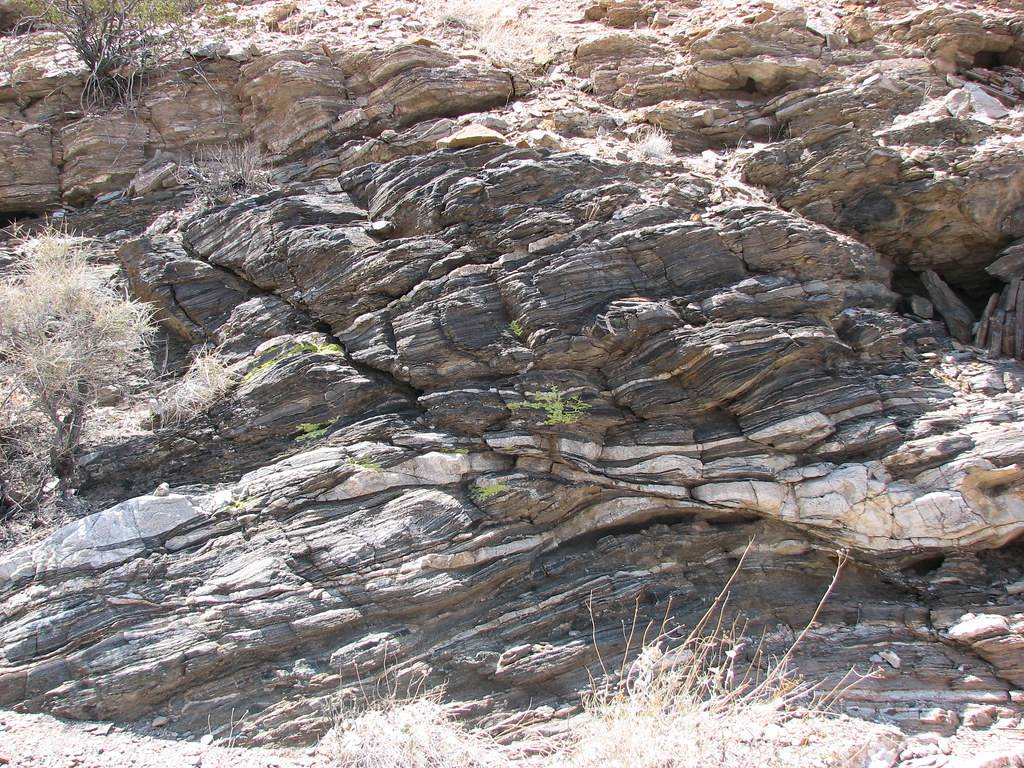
[[2, 0, 1024, 754]]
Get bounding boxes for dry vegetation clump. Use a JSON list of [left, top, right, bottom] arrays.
[[177, 142, 273, 204], [0, 229, 153, 509], [554, 551, 892, 767], [629, 125, 673, 162], [326, 687, 515, 768], [152, 346, 236, 427], [324, 552, 894, 768], [26, 0, 189, 105], [0, 394, 66, 550], [422, 0, 559, 69], [556, 627, 886, 768]]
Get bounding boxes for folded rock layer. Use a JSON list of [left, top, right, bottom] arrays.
[[2, 0, 1024, 750]]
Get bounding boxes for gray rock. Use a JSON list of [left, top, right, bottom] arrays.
[[922, 269, 976, 343], [4, 5, 1024, 745], [910, 295, 935, 319], [3, 147, 1023, 743]]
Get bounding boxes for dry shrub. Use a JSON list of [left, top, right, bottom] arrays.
[[27, 0, 188, 105], [177, 142, 272, 204], [630, 126, 673, 163], [326, 687, 514, 768], [423, 0, 558, 69], [0, 229, 153, 490], [557, 548, 893, 768], [0, 388, 67, 551], [560, 628, 884, 768], [153, 346, 236, 427]]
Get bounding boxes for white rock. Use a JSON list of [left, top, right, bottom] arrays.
[[879, 650, 902, 669], [947, 614, 1010, 643]]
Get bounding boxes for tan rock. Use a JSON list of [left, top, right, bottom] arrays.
[[603, 1, 649, 29], [0, 0, 29, 31], [841, 13, 874, 43], [437, 124, 506, 149], [239, 51, 351, 159], [523, 129, 567, 150], [144, 61, 243, 149], [0, 105, 60, 212], [261, 0, 298, 31], [60, 115, 150, 206]]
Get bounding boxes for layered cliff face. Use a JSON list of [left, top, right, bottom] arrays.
[[2, 0, 1024, 759]]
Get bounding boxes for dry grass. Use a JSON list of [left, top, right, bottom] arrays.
[[558, 629, 884, 768], [326, 688, 514, 768], [630, 126, 673, 162], [552, 548, 889, 767], [421, 0, 558, 69], [322, 548, 895, 768], [153, 346, 236, 427]]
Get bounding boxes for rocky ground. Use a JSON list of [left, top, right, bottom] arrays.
[[0, 710, 319, 767], [2, 708, 1024, 768], [2, 0, 1024, 765]]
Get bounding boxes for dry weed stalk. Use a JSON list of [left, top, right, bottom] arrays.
[[564, 544, 881, 768]]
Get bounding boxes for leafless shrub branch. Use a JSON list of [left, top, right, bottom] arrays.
[[0, 229, 154, 494], [176, 142, 273, 204], [26, 0, 187, 107]]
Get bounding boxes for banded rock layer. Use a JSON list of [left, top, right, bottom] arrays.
[[2, 0, 1024, 752], [2, 147, 1024, 743]]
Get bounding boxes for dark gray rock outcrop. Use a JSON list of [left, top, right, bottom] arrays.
[[4, 147, 1024, 744], [3, 0, 1024, 751]]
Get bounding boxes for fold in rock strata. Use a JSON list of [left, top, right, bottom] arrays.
[[3, 147, 1024, 743], [2, 0, 1024, 752]]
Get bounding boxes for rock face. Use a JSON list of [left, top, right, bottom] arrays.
[[2, 0, 1024, 754], [4, 145, 1024, 744], [0, 38, 520, 212]]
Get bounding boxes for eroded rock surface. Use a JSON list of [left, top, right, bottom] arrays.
[[0, 37, 521, 212], [2, 0, 1024, 756], [4, 145, 1024, 745]]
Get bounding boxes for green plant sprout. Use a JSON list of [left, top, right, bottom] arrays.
[[243, 341, 344, 384], [472, 482, 509, 501], [294, 419, 337, 443], [508, 319, 525, 339], [346, 457, 383, 472], [507, 387, 590, 425]]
